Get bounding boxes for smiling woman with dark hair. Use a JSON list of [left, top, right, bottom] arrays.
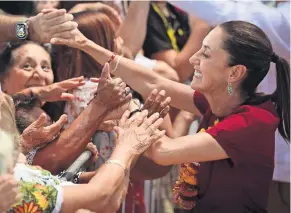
[[51, 19, 290, 213]]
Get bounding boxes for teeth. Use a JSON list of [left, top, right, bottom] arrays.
[[194, 70, 203, 78]]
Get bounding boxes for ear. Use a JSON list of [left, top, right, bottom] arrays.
[[228, 65, 247, 83]]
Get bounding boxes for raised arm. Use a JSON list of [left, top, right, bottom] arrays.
[[50, 31, 202, 116], [0, 9, 77, 43], [116, 1, 150, 57], [33, 64, 132, 174]]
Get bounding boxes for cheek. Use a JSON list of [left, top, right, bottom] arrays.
[[44, 71, 54, 85], [2, 69, 31, 93]]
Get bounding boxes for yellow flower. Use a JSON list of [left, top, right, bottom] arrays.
[[32, 191, 48, 210], [200, 128, 206, 132], [214, 119, 219, 126]]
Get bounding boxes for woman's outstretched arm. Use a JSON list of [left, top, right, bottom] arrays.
[[50, 31, 202, 116]]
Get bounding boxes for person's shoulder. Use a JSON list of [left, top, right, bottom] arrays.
[[234, 101, 279, 128]]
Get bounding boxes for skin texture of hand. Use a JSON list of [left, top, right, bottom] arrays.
[[28, 9, 78, 43], [20, 113, 68, 154], [90, 63, 132, 118], [0, 172, 21, 212], [113, 110, 166, 155], [31, 76, 85, 102], [142, 89, 171, 118], [50, 28, 88, 50]]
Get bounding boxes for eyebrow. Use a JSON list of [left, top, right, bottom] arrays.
[[203, 45, 211, 51]]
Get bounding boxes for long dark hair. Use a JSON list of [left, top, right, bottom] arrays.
[[220, 21, 290, 142]]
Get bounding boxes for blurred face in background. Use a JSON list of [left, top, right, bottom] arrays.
[[34, 0, 60, 13]]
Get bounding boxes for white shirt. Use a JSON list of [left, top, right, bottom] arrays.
[[169, 0, 290, 182]]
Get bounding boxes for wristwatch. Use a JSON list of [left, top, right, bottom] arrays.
[[16, 20, 29, 40]]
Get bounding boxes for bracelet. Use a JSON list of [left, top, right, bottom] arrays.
[[111, 55, 123, 74], [107, 53, 116, 64], [129, 109, 142, 118], [105, 159, 129, 177]]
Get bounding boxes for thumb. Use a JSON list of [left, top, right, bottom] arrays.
[[113, 126, 122, 138], [100, 63, 111, 80]]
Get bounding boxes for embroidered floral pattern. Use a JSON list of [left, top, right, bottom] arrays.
[[172, 119, 219, 210], [7, 164, 64, 213]]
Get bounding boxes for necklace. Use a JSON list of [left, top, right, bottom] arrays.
[[172, 119, 219, 210]]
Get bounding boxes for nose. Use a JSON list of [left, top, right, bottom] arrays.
[[32, 66, 44, 80], [189, 52, 200, 65]]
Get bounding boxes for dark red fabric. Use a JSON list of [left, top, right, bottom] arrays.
[[190, 91, 279, 213], [116, 180, 146, 213]]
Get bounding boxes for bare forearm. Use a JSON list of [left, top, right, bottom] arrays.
[[61, 149, 134, 213], [117, 1, 150, 57], [147, 133, 228, 165], [0, 14, 26, 42], [33, 102, 108, 174], [172, 111, 196, 138], [81, 41, 199, 114], [130, 155, 172, 181]]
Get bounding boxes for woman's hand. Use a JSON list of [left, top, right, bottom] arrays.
[[90, 63, 132, 117], [142, 89, 171, 118], [50, 28, 89, 50], [0, 171, 21, 212], [31, 76, 85, 102], [20, 114, 68, 154], [113, 110, 166, 155]]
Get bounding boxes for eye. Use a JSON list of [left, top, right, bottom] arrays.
[[202, 52, 209, 59], [23, 63, 33, 70], [42, 65, 51, 72]]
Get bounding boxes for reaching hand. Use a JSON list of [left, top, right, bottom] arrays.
[[143, 89, 171, 118], [86, 142, 99, 165], [90, 63, 132, 113], [0, 172, 21, 212], [28, 9, 78, 43], [113, 110, 166, 155], [50, 28, 88, 50], [31, 76, 85, 102], [20, 114, 68, 154]]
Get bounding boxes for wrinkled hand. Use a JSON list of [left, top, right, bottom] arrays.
[[113, 110, 165, 155], [28, 9, 78, 43], [20, 114, 68, 154], [90, 63, 132, 115], [143, 89, 171, 118], [86, 142, 99, 165], [32, 76, 85, 102], [0, 172, 21, 212]]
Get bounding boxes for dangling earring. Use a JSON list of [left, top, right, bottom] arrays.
[[227, 82, 234, 96]]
